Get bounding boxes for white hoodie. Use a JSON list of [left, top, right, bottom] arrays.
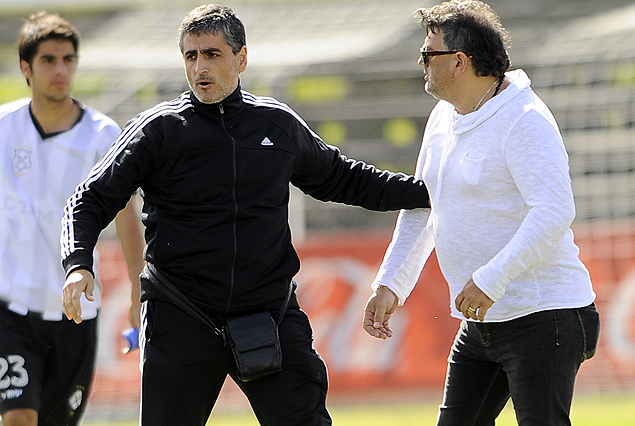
[[373, 69, 595, 322]]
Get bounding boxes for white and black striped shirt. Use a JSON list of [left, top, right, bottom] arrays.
[[0, 98, 120, 320]]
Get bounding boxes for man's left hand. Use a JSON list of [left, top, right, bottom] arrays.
[[455, 277, 494, 321]]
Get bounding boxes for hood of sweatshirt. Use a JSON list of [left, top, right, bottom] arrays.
[[451, 69, 532, 135]]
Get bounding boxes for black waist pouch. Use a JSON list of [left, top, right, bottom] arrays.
[[145, 263, 293, 382], [223, 311, 282, 382]]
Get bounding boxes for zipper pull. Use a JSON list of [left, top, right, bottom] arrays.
[[219, 104, 224, 115]]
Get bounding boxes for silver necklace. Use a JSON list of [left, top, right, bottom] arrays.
[[474, 79, 499, 111]]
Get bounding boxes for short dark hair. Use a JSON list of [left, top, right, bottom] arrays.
[[178, 4, 246, 54], [18, 11, 80, 65], [415, 0, 511, 79]]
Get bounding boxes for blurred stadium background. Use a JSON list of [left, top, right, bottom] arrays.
[[1, 0, 635, 423]]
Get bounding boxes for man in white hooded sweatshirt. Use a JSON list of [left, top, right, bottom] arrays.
[[363, 1, 600, 425]]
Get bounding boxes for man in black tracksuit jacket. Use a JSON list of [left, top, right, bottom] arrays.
[[61, 5, 430, 426]]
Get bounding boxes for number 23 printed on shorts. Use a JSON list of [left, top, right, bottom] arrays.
[[0, 355, 29, 401]]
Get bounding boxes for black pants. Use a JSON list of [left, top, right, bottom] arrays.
[[140, 300, 332, 426], [437, 304, 600, 426]]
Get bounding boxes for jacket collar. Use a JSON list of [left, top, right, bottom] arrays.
[[189, 82, 244, 120]]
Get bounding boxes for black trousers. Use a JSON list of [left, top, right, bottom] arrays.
[[140, 300, 332, 426], [437, 304, 600, 426]]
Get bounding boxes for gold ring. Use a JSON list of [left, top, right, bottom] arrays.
[[467, 307, 477, 314]]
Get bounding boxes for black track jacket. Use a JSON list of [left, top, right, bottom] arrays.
[[62, 86, 430, 315]]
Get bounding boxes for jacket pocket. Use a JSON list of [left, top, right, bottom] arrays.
[[460, 150, 486, 185]]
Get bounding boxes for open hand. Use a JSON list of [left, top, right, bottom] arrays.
[[62, 269, 94, 324], [363, 286, 399, 339]]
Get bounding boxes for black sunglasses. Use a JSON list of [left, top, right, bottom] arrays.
[[420, 48, 472, 66]]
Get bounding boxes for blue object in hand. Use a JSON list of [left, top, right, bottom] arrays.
[[122, 327, 139, 353]]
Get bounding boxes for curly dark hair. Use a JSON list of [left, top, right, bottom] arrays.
[[416, 0, 511, 79]]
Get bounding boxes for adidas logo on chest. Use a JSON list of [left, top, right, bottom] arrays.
[[260, 137, 274, 146]]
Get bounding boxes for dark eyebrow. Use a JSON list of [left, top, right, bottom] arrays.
[[39, 53, 77, 60], [184, 47, 222, 57], [201, 47, 222, 55]]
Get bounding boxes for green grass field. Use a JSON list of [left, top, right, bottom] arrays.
[[86, 394, 635, 426]]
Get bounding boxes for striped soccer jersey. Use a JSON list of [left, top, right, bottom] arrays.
[[0, 98, 120, 320]]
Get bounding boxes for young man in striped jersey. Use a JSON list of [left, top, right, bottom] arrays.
[[60, 4, 431, 426], [0, 12, 145, 426]]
